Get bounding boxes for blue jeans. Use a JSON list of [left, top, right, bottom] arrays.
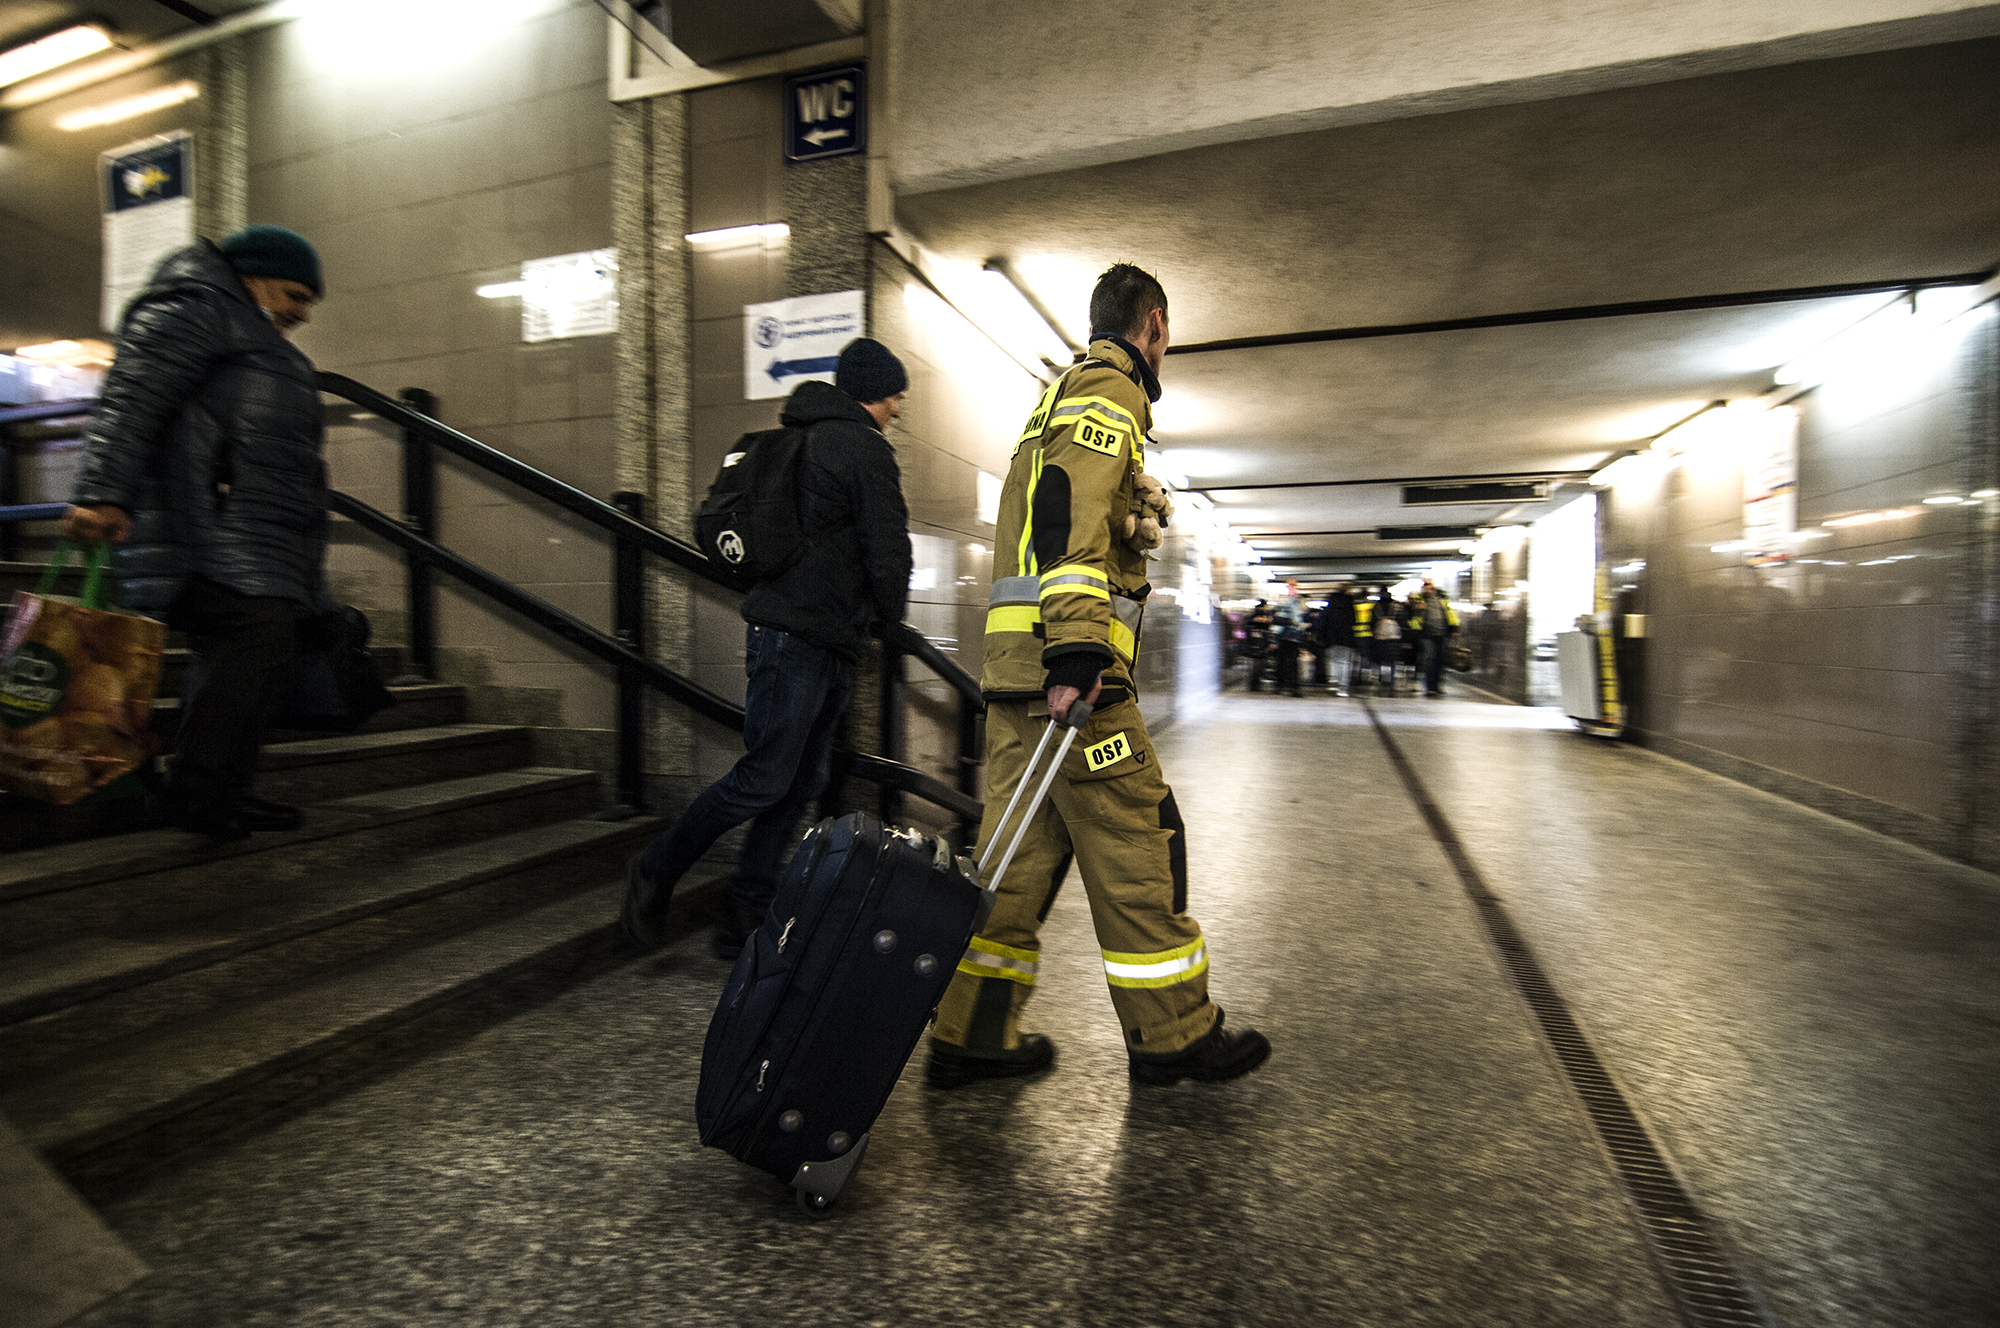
[[637, 624, 854, 919]]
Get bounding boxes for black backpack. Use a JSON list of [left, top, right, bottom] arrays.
[[695, 426, 811, 588]]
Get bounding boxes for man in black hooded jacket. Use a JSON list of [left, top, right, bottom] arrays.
[[618, 338, 914, 957], [64, 225, 329, 839]]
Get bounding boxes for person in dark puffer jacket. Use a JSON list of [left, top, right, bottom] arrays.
[[617, 337, 915, 958], [64, 225, 330, 840]]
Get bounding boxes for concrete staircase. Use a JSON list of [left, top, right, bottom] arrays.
[[0, 561, 717, 1202]]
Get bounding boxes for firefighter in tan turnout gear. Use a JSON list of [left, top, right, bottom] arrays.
[[927, 264, 1272, 1088]]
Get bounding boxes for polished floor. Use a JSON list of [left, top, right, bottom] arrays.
[[69, 688, 2000, 1327]]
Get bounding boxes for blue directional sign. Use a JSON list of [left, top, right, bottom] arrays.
[[785, 64, 865, 163]]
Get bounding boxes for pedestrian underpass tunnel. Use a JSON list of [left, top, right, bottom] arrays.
[[0, 3, 1996, 1326]]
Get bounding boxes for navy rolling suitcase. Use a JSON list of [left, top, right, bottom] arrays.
[[695, 704, 1092, 1217]]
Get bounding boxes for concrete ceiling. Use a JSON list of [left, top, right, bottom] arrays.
[[896, 37, 2000, 587]]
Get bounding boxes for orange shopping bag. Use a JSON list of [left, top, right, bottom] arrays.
[[0, 542, 166, 805]]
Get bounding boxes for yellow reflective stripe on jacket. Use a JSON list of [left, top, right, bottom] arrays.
[[1047, 395, 1137, 433], [986, 604, 1039, 634], [1101, 935, 1208, 989], [1016, 449, 1045, 575], [989, 576, 1038, 605], [958, 936, 1040, 986], [1017, 376, 1066, 451], [1108, 595, 1142, 659], [1049, 395, 1137, 458], [987, 576, 1042, 636], [1040, 569, 1110, 602]]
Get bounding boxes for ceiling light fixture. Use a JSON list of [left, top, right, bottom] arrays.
[[0, 25, 113, 91], [981, 259, 1080, 369], [55, 78, 198, 131], [476, 280, 528, 299], [685, 223, 789, 248]]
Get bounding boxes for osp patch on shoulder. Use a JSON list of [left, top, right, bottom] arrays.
[[1052, 396, 1135, 458]]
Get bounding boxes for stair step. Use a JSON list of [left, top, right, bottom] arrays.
[[150, 681, 470, 743], [0, 815, 662, 1027], [0, 686, 477, 855], [255, 723, 532, 803], [8, 868, 726, 1185], [0, 769, 608, 953]]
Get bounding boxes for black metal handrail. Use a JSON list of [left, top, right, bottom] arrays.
[[315, 372, 986, 832], [317, 373, 984, 708], [0, 503, 68, 523], [330, 490, 979, 822]]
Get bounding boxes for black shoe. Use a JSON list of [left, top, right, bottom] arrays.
[[614, 854, 672, 956], [164, 794, 250, 841], [927, 1033, 1057, 1088], [1129, 1010, 1270, 1085], [235, 795, 302, 832]]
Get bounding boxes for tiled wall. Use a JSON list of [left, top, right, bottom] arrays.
[[247, 0, 619, 725], [1621, 313, 1991, 821]]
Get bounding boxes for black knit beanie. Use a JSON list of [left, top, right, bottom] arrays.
[[218, 225, 323, 296], [835, 337, 907, 403]]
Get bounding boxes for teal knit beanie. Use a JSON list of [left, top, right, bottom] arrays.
[[218, 225, 323, 297]]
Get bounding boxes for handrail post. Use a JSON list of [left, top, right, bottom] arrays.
[[398, 388, 439, 681], [878, 636, 906, 823], [611, 490, 649, 816], [0, 430, 18, 563]]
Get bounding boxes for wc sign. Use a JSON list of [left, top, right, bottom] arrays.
[[785, 65, 865, 163]]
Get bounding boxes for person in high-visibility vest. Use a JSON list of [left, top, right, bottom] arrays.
[[927, 264, 1271, 1089]]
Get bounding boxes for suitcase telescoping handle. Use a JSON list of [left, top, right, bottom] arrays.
[[977, 697, 1093, 896]]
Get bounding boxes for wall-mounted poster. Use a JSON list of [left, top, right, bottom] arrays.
[[101, 132, 194, 332], [743, 290, 864, 401], [1742, 406, 1799, 568]]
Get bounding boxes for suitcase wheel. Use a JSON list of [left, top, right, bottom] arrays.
[[790, 1131, 870, 1220]]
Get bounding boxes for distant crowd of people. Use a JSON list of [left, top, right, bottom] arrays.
[[1232, 580, 1460, 699]]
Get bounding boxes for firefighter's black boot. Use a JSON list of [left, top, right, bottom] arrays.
[[1128, 1008, 1271, 1084], [926, 1034, 1057, 1088]]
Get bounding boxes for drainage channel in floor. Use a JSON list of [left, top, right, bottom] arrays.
[[1361, 700, 1780, 1328]]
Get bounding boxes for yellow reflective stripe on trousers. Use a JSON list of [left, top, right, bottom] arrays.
[[958, 936, 1040, 986], [1101, 935, 1208, 989]]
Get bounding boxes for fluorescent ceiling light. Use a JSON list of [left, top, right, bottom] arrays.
[[55, 79, 198, 131], [1923, 495, 1965, 504], [1773, 284, 1986, 389], [476, 281, 528, 298], [686, 223, 789, 248], [973, 264, 1072, 371], [0, 25, 112, 90]]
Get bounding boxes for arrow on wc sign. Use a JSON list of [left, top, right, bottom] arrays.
[[785, 64, 866, 162], [768, 356, 840, 380]]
